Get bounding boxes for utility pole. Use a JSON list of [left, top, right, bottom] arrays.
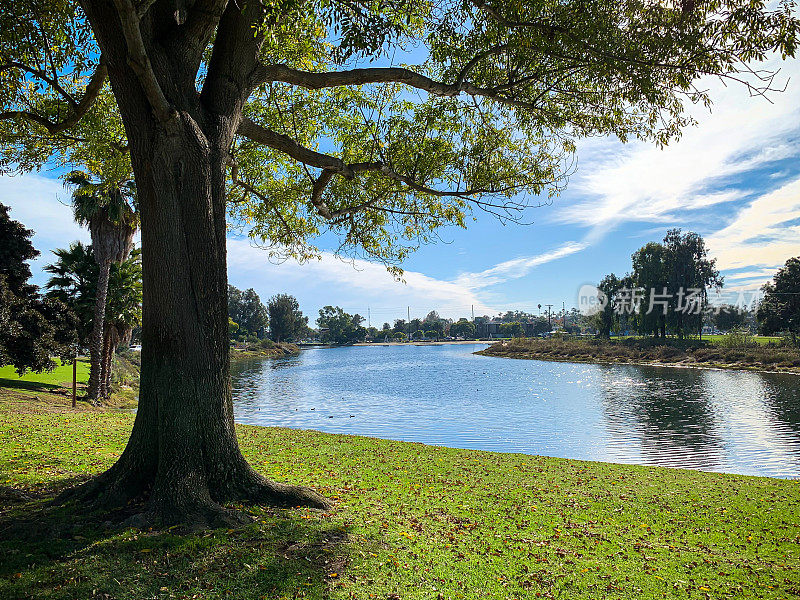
[[545, 304, 553, 329]]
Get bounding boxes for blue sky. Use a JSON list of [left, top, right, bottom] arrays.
[[3, 56, 800, 327]]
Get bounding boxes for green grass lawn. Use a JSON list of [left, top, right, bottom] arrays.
[[0, 359, 89, 393], [1, 392, 798, 600]]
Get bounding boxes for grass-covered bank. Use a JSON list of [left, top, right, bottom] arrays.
[[230, 340, 300, 360], [1, 395, 799, 599], [478, 337, 800, 374], [0, 342, 298, 409]]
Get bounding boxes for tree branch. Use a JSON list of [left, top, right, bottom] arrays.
[[251, 63, 547, 112], [111, 0, 176, 125], [0, 62, 79, 108], [237, 117, 355, 176], [0, 61, 108, 134], [236, 116, 534, 221]]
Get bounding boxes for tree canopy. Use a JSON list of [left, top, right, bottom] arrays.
[[266, 293, 308, 342], [228, 285, 269, 339], [0, 204, 77, 374], [317, 305, 366, 344], [2, 1, 798, 267]]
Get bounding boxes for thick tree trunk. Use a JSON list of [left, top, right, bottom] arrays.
[[87, 258, 111, 403], [63, 113, 329, 528]]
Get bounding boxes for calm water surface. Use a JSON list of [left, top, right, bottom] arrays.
[[231, 344, 800, 478]]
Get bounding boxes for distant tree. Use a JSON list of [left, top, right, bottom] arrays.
[[102, 249, 143, 391], [227, 285, 244, 330], [413, 329, 425, 340], [424, 329, 439, 340], [228, 318, 239, 338], [45, 243, 97, 346], [499, 321, 524, 337], [595, 274, 624, 338], [631, 241, 668, 338], [317, 306, 366, 345], [228, 285, 269, 339], [499, 310, 536, 323], [450, 319, 476, 339], [365, 326, 379, 340], [66, 171, 137, 402], [713, 305, 747, 332], [423, 311, 446, 336], [531, 318, 552, 336], [266, 294, 307, 342], [381, 322, 391, 332], [757, 257, 800, 345], [392, 331, 407, 341], [662, 229, 722, 338], [0, 204, 77, 374], [393, 319, 407, 333], [239, 289, 269, 338]]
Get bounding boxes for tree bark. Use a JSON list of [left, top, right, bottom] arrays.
[[87, 258, 111, 403]]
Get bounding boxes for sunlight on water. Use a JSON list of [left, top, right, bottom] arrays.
[[231, 345, 800, 478]]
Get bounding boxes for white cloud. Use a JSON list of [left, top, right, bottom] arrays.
[[226, 238, 498, 321], [227, 238, 588, 322], [706, 176, 800, 271], [0, 172, 90, 285], [452, 241, 588, 290], [559, 57, 800, 241]]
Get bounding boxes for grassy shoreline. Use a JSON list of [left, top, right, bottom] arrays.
[[230, 341, 300, 360], [478, 337, 800, 374], [1, 391, 799, 599]]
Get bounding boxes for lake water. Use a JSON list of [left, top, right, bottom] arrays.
[[231, 344, 800, 478]]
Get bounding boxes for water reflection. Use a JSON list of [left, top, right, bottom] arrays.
[[600, 366, 725, 471], [230, 345, 800, 478]]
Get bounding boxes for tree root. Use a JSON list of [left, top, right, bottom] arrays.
[[54, 466, 332, 530]]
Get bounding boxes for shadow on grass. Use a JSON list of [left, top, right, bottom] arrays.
[[0, 378, 64, 393], [0, 478, 346, 600]]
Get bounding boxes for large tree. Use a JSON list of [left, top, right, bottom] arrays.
[[662, 229, 722, 338], [1, 0, 797, 526], [631, 242, 668, 338]]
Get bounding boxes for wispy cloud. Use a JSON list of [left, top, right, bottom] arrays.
[[557, 58, 800, 243], [226, 238, 499, 321], [706, 176, 800, 272], [453, 242, 588, 290], [227, 239, 589, 321]]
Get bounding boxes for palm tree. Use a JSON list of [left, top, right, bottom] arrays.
[[44, 242, 97, 346], [100, 248, 142, 395], [65, 172, 138, 402], [46, 242, 142, 398]]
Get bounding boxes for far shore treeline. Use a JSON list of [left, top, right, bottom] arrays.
[[2, 200, 799, 402]]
